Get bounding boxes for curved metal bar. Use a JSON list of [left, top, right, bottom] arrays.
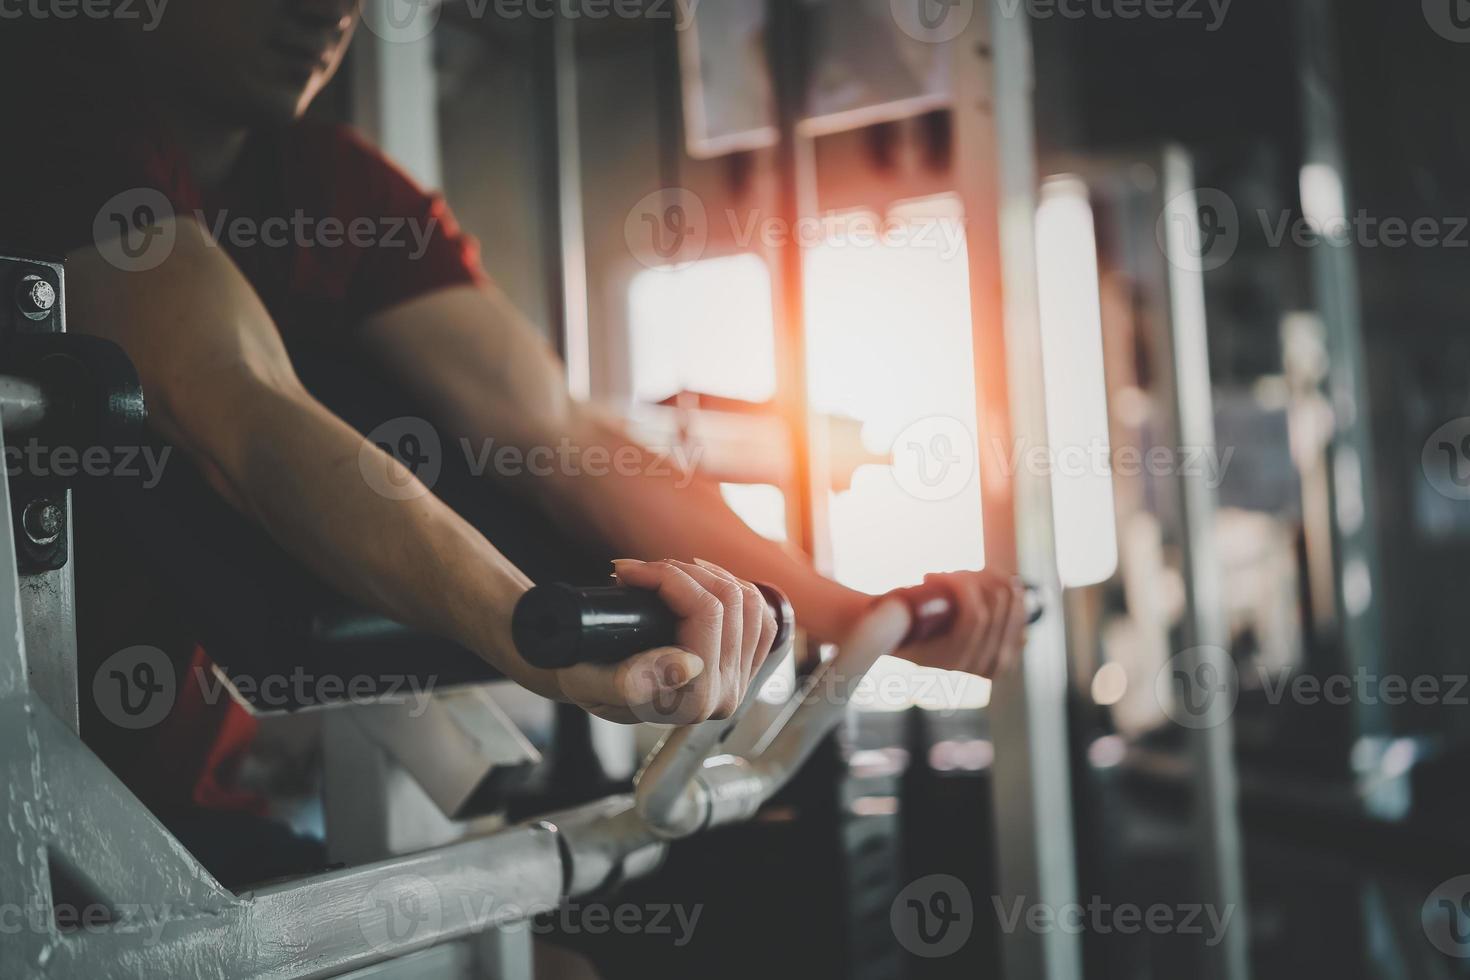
[[632, 630, 796, 837]]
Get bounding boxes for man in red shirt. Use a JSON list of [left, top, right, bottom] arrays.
[[0, 2, 1027, 838]]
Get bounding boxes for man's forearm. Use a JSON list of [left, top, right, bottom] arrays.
[[533, 420, 870, 648], [208, 381, 561, 699]]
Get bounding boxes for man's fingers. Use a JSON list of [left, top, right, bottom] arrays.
[[925, 571, 983, 673], [693, 558, 768, 689], [557, 647, 705, 712], [613, 558, 722, 625], [972, 572, 1012, 676], [614, 558, 724, 718], [996, 579, 1029, 673], [672, 559, 745, 717]]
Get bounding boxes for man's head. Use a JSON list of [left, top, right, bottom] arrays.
[[112, 0, 363, 126]]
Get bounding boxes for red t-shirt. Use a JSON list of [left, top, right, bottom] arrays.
[[1, 52, 486, 814]]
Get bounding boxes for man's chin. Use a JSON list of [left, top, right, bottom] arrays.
[[224, 80, 320, 129]]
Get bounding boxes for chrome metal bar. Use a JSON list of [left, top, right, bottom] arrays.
[[1155, 148, 1251, 980], [1295, 0, 1388, 743], [634, 632, 795, 836], [0, 375, 47, 434]]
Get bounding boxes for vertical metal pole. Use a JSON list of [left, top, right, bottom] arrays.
[[0, 419, 56, 979], [954, 5, 1081, 979], [541, 13, 594, 401], [1293, 0, 1387, 739], [1155, 148, 1251, 980], [765, 0, 832, 569], [12, 260, 80, 734]]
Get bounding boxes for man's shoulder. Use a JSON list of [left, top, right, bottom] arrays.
[[275, 121, 429, 204], [279, 121, 382, 162]]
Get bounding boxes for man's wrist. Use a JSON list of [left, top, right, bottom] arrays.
[[796, 580, 872, 647], [450, 563, 570, 701]]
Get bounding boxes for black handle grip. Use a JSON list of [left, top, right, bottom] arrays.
[[514, 581, 794, 670], [7, 333, 148, 472], [887, 581, 1045, 645]]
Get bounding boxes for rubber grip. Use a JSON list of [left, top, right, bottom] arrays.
[[513, 581, 793, 670], [887, 581, 1045, 645]]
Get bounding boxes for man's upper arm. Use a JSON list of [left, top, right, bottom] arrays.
[[64, 219, 305, 478], [358, 284, 585, 459]]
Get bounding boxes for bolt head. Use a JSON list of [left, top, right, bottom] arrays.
[[22, 499, 62, 546], [17, 277, 56, 319]]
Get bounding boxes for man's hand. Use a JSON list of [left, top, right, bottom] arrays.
[[555, 559, 779, 726], [887, 571, 1030, 678]]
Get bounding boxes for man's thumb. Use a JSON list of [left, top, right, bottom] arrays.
[[616, 647, 705, 705]]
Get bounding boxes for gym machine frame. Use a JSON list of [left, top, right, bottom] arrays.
[[0, 259, 1000, 980]]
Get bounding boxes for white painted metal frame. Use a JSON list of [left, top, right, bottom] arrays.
[[952, 6, 1083, 979]]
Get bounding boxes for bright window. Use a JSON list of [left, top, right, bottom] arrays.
[[626, 253, 777, 405], [805, 195, 990, 712]]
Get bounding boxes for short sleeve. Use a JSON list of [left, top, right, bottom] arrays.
[[280, 124, 488, 326]]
